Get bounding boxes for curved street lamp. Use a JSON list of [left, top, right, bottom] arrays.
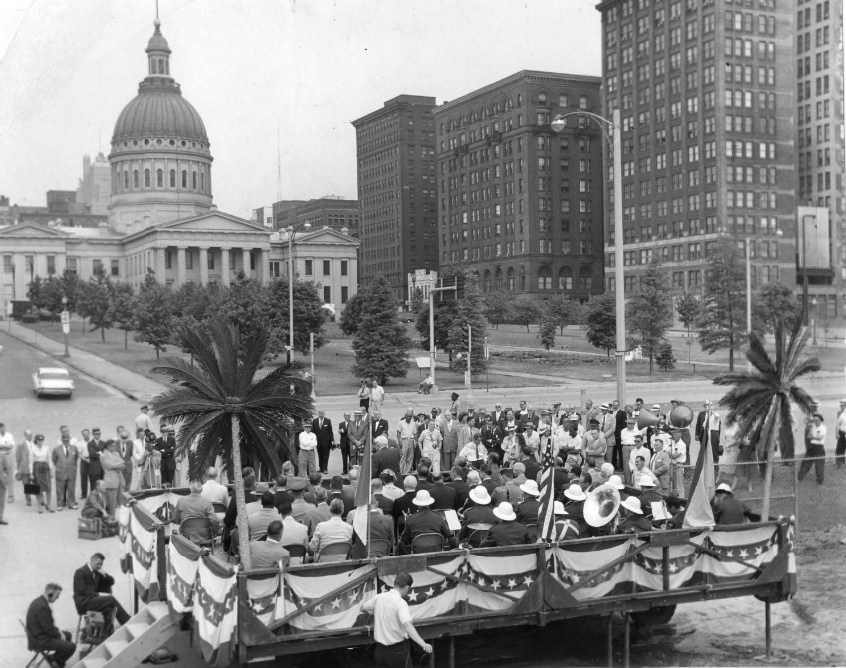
[[286, 221, 311, 364], [551, 109, 626, 405]]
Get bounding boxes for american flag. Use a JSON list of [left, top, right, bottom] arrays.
[[537, 436, 556, 542]]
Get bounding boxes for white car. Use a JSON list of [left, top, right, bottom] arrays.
[[32, 367, 75, 398]]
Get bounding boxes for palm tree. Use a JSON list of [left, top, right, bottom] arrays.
[[713, 317, 820, 519], [150, 322, 314, 569]]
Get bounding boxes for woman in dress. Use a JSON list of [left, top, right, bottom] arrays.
[[417, 421, 443, 476], [100, 439, 126, 519], [29, 434, 54, 513], [454, 413, 472, 460]]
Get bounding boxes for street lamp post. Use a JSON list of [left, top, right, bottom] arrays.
[[800, 214, 815, 327], [286, 222, 311, 364], [811, 297, 818, 345], [552, 108, 625, 405], [61, 295, 69, 357]]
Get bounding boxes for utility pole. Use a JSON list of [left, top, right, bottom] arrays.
[[427, 283, 457, 392]]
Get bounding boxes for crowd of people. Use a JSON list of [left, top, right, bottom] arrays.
[[0, 406, 179, 525]]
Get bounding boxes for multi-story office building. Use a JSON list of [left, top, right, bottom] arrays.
[[796, 0, 845, 323], [352, 95, 438, 301], [434, 71, 605, 298], [272, 196, 360, 237], [596, 0, 796, 297], [76, 152, 111, 215]]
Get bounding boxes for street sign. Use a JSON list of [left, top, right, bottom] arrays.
[[61, 310, 70, 325], [62, 323, 70, 335]]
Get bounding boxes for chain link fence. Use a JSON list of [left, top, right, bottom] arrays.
[[675, 454, 846, 535]]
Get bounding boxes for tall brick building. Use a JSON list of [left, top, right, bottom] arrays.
[[433, 71, 605, 298], [596, 0, 797, 296], [352, 95, 438, 301]]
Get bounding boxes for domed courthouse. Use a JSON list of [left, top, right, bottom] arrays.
[[0, 20, 358, 311]]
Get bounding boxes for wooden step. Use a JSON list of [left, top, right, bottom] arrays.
[[103, 638, 130, 658], [80, 658, 108, 668], [123, 621, 150, 641]]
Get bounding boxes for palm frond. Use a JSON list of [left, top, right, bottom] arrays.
[[149, 390, 227, 420], [745, 332, 777, 377], [238, 327, 272, 393], [212, 323, 241, 393], [787, 357, 821, 384], [150, 358, 224, 399], [178, 326, 226, 392]]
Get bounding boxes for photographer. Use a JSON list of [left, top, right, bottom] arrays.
[[358, 378, 371, 413]]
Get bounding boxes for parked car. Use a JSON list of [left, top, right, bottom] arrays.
[[32, 367, 75, 398]]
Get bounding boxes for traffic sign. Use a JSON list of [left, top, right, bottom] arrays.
[[61, 310, 70, 325], [62, 323, 70, 335]]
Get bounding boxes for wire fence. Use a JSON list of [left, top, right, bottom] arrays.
[[675, 454, 846, 535]]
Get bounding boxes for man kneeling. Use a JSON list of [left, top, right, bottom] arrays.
[[73, 553, 130, 635]]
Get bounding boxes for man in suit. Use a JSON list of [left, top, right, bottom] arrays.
[[428, 472, 459, 510], [440, 411, 459, 471], [250, 520, 290, 569], [341, 468, 359, 516], [26, 584, 76, 667], [373, 435, 401, 478], [78, 428, 91, 498], [15, 429, 36, 507], [155, 427, 177, 487], [347, 410, 368, 468], [446, 467, 470, 508], [116, 428, 134, 489], [349, 496, 396, 558], [391, 476, 419, 528], [52, 430, 79, 511], [337, 412, 351, 474], [312, 410, 334, 474], [371, 411, 389, 441], [87, 428, 105, 491], [695, 400, 723, 462], [73, 553, 130, 632], [491, 402, 506, 428], [371, 478, 395, 516], [81, 479, 109, 519], [482, 502, 532, 547]]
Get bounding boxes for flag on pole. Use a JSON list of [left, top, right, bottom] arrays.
[[352, 414, 373, 546], [537, 435, 556, 542], [683, 410, 715, 528]]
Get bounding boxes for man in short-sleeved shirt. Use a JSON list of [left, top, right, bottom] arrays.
[[361, 572, 431, 667]]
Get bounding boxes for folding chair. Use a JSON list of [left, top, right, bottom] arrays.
[[20, 619, 55, 668], [466, 522, 493, 548], [411, 532, 446, 554], [286, 543, 307, 565], [316, 541, 351, 563], [178, 517, 216, 548], [369, 538, 392, 557]]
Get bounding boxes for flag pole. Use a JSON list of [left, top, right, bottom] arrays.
[[366, 412, 372, 559], [679, 407, 710, 526]]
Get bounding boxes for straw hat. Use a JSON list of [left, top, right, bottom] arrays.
[[564, 483, 587, 502]]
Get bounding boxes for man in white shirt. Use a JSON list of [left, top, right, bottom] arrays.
[[134, 405, 155, 433], [308, 499, 353, 559], [0, 423, 16, 507], [627, 433, 652, 486], [618, 417, 640, 484], [361, 572, 432, 665], [669, 428, 687, 497], [369, 380, 385, 414], [396, 409, 418, 476], [201, 467, 229, 507], [835, 398, 846, 469], [297, 422, 318, 477]]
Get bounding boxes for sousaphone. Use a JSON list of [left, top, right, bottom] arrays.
[[669, 405, 694, 429], [583, 483, 621, 528]]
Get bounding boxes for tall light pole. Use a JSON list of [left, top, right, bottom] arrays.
[[61, 295, 69, 357], [800, 214, 815, 326], [286, 222, 311, 364], [427, 283, 457, 392], [552, 108, 625, 405]]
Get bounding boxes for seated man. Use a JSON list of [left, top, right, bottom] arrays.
[[173, 480, 220, 534], [398, 490, 453, 554], [73, 554, 130, 634], [418, 374, 434, 394], [309, 499, 353, 560], [26, 583, 76, 668], [617, 497, 652, 534], [200, 467, 230, 508], [80, 479, 109, 520], [247, 491, 282, 541], [482, 502, 531, 547], [457, 433, 488, 468], [712, 483, 758, 525], [278, 502, 310, 555], [249, 520, 290, 569]]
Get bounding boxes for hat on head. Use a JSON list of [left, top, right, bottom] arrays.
[[520, 480, 540, 497], [651, 403, 661, 411], [600, 462, 615, 476], [252, 482, 271, 496], [608, 475, 625, 490], [600, 402, 610, 410], [302, 422, 312, 429], [553, 500, 568, 516], [620, 496, 643, 514], [564, 483, 587, 502], [715, 482, 733, 494], [840, 398, 846, 404], [354, 409, 363, 415], [451, 392, 459, 399], [469, 486, 491, 505], [638, 477, 656, 488], [493, 501, 517, 522], [670, 399, 680, 405], [412, 489, 435, 506], [506, 424, 517, 432], [288, 477, 307, 492], [589, 419, 599, 428]]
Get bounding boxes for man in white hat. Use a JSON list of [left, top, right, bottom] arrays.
[[458, 485, 497, 541], [618, 496, 652, 533], [500, 424, 520, 466], [695, 400, 723, 464], [398, 490, 452, 554], [482, 502, 531, 546], [563, 483, 587, 533], [515, 479, 541, 538], [552, 500, 580, 541], [713, 483, 757, 525]]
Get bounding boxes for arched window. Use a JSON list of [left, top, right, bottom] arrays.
[[516, 93, 523, 107], [169, 169, 176, 187], [559, 94, 570, 108], [579, 95, 589, 110], [491, 102, 500, 115], [181, 170, 187, 188], [495, 268, 503, 290], [133, 170, 139, 188], [192, 171, 197, 190], [558, 266, 573, 290], [448, 119, 456, 131], [483, 269, 492, 292], [504, 96, 513, 112], [519, 265, 526, 291], [507, 267, 515, 291], [458, 115, 466, 128], [124, 170, 129, 189], [537, 92, 548, 104], [538, 266, 552, 290], [579, 265, 593, 290], [156, 169, 163, 188], [144, 169, 150, 188], [200, 171, 205, 192], [150, 58, 157, 74]]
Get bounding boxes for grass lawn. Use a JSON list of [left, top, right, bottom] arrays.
[[23, 318, 844, 396]]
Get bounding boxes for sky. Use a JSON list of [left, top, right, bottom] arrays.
[[0, 0, 602, 219]]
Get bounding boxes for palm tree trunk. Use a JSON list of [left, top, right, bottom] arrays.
[[231, 414, 252, 570], [759, 397, 780, 520]]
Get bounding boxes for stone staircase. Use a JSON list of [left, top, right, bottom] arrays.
[[71, 601, 177, 668]]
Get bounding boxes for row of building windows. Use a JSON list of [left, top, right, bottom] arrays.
[[115, 166, 207, 193], [797, 26, 832, 53], [797, 2, 831, 28]]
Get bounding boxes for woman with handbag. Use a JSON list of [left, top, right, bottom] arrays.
[[29, 434, 54, 513]]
